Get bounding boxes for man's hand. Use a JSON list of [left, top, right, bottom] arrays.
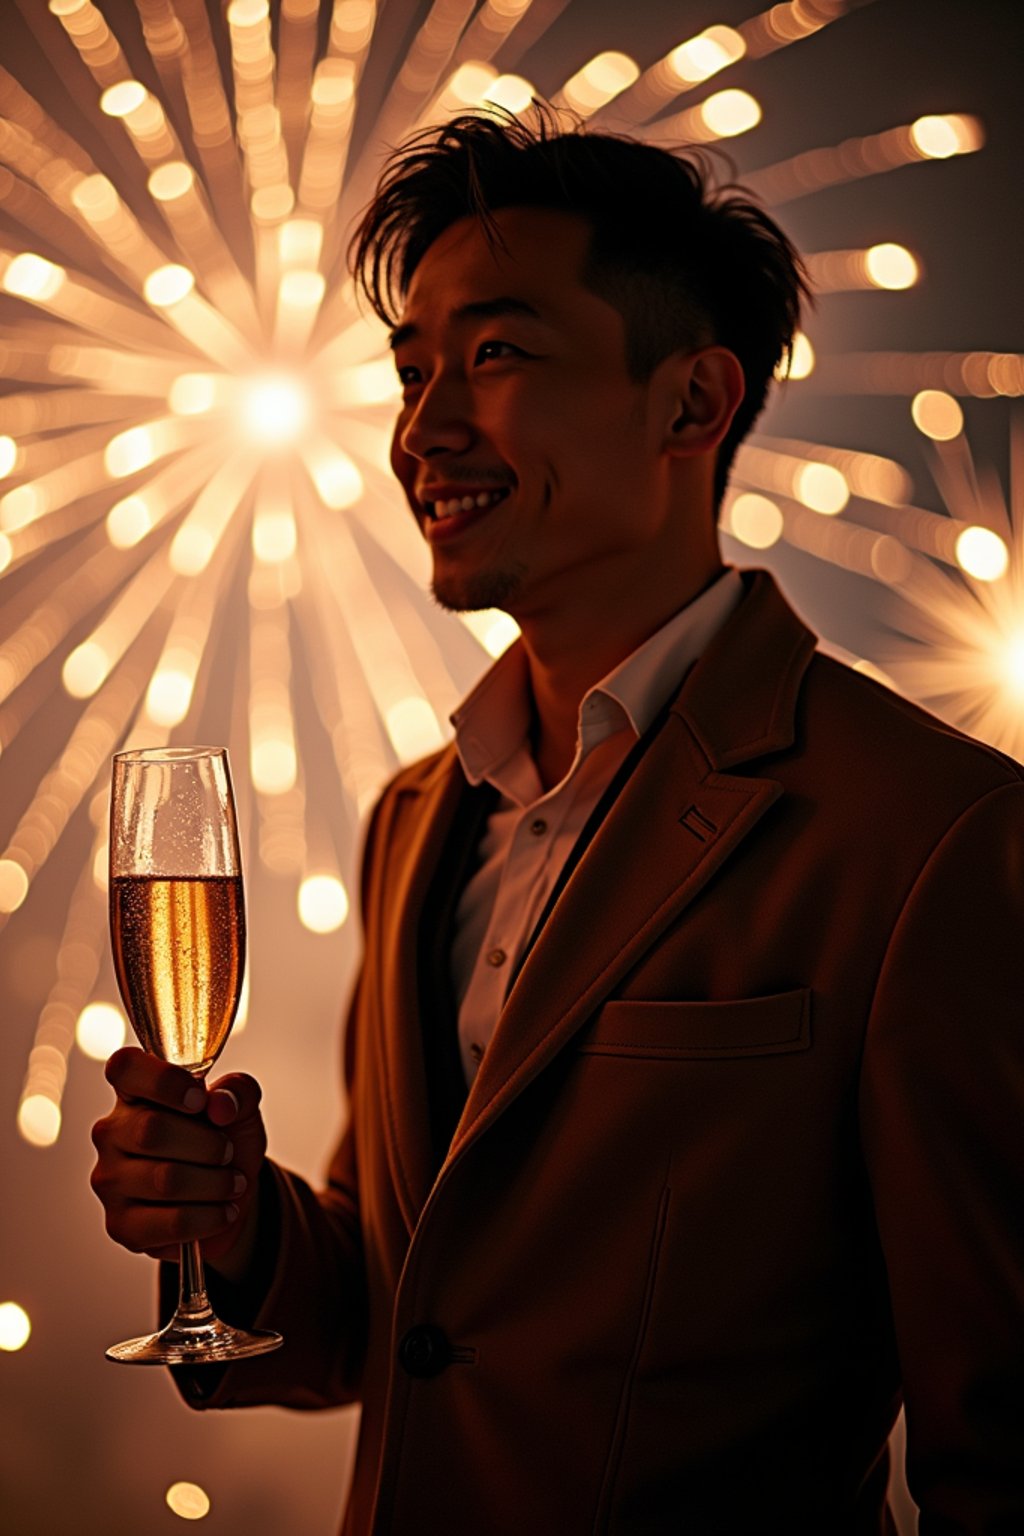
[[90, 1047, 266, 1284]]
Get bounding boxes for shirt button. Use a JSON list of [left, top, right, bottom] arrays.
[[487, 947, 507, 967], [529, 818, 547, 836]]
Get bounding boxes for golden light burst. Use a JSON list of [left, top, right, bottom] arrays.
[[0, 0, 1019, 1143]]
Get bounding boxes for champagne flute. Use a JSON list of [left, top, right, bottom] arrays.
[[105, 746, 282, 1365]]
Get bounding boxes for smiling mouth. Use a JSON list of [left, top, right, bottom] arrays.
[[424, 487, 512, 521]]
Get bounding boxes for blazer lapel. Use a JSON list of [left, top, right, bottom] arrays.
[[448, 569, 817, 1162], [374, 746, 468, 1234]]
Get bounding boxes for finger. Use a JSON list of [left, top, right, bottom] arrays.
[[115, 1103, 234, 1167], [205, 1071, 262, 1127], [105, 1047, 207, 1114], [100, 1154, 247, 1206], [112, 1199, 239, 1254]]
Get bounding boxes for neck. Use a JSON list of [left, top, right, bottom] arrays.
[[518, 556, 725, 791]]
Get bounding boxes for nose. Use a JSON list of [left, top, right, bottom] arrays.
[[398, 372, 475, 462]]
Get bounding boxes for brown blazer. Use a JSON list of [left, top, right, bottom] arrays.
[[183, 570, 1024, 1534]]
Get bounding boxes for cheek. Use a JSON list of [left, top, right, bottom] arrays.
[[390, 425, 415, 495]]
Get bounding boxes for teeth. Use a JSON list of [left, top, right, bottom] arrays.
[[428, 488, 509, 520]]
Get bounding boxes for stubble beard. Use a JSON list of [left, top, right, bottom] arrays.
[[431, 559, 529, 615]]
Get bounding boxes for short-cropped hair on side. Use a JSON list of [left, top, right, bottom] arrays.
[[350, 107, 811, 509]]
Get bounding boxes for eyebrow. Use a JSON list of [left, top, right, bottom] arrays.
[[388, 296, 545, 352]]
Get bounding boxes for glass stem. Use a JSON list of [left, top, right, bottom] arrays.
[[177, 1240, 215, 1327]]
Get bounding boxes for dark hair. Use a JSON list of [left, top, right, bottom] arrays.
[[350, 107, 810, 508]]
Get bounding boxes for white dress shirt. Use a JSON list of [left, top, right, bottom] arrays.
[[449, 567, 743, 1085]]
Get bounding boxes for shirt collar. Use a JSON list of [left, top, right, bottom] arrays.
[[452, 566, 743, 799]]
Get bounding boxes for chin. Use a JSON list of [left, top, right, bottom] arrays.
[[431, 562, 527, 615]]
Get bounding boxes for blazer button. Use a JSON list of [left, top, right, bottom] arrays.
[[398, 1324, 450, 1378]]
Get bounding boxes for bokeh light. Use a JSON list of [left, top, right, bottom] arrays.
[[0, 1302, 32, 1352], [165, 1483, 211, 1521], [75, 1001, 127, 1060]]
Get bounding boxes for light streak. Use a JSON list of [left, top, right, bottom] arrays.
[[0, 0, 1015, 1156]]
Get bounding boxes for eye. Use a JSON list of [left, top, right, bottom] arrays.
[[475, 340, 523, 365], [396, 364, 421, 387]]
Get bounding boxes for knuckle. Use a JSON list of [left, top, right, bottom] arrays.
[[151, 1161, 178, 1199], [104, 1045, 139, 1086], [132, 1109, 163, 1155]]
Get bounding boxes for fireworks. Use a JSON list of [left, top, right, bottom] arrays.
[[1, 0, 1019, 1145]]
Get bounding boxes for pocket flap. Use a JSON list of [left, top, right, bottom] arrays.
[[579, 988, 812, 1059]]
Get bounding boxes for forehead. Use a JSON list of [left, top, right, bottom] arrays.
[[399, 206, 601, 327]]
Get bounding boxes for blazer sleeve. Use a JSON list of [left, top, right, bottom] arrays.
[[859, 779, 1024, 1531]]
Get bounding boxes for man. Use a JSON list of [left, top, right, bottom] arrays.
[[92, 112, 1024, 1532]]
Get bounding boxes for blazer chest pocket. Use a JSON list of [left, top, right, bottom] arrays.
[[578, 987, 811, 1060]]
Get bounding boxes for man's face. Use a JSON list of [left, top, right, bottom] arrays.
[[389, 206, 675, 618]]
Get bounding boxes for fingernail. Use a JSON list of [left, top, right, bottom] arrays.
[[183, 1086, 205, 1111], [218, 1087, 239, 1124], [232, 1173, 247, 1195], [221, 1140, 234, 1166], [226, 1203, 239, 1222]]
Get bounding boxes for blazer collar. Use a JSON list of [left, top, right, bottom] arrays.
[[398, 568, 818, 797], [673, 566, 818, 771]]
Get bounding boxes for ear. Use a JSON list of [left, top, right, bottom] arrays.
[[659, 346, 745, 459]]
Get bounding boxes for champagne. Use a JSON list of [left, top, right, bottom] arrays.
[[111, 874, 244, 1074]]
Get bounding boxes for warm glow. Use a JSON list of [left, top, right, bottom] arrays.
[[278, 219, 324, 268], [385, 696, 444, 762], [3, 253, 66, 302], [303, 443, 363, 508], [169, 373, 220, 416], [1002, 631, 1024, 700], [70, 174, 119, 219], [105, 425, 157, 478], [561, 51, 639, 113], [728, 492, 784, 549], [251, 184, 296, 223], [239, 374, 312, 444], [148, 161, 196, 201], [911, 389, 963, 440], [699, 89, 760, 138], [461, 610, 521, 658], [106, 495, 153, 548], [75, 1002, 127, 1060], [170, 526, 215, 576], [796, 463, 850, 515], [146, 669, 195, 726], [227, 0, 269, 23], [483, 74, 536, 114], [165, 1483, 211, 1521], [100, 80, 148, 117], [62, 640, 111, 698], [298, 875, 350, 933], [251, 738, 297, 795], [956, 527, 1009, 583], [668, 26, 745, 83], [448, 62, 500, 105], [865, 243, 918, 290], [253, 508, 297, 563], [0, 436, 16, 477], [787, 332, 815, 380], [0, 485, 46, 530], [144, 264, 196, 307], [910, 113, 982, 159], [0, 1303, 31, 1352], [0, 859, 29, 913], [17, 1094, 61, 1147]]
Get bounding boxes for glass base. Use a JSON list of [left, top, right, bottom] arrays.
[[106, 1315, 283, 1366]]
